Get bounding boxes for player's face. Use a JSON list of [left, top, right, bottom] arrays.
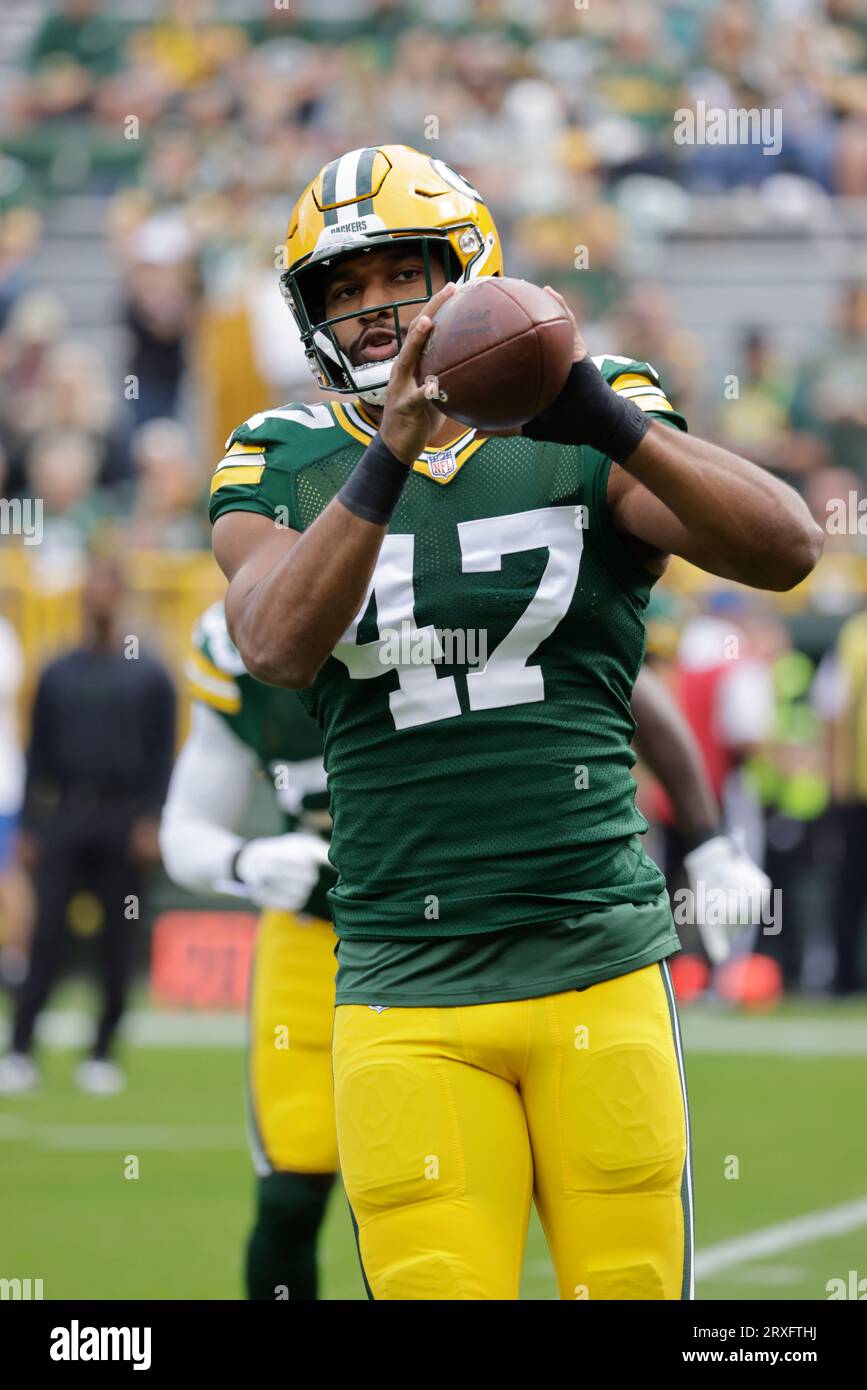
[[322, 246, 447, 368]]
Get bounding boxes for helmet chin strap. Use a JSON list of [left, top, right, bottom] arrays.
[[312, 325, 396, 403], [356, 360, 395, 405], [345, 354, 395, 405]]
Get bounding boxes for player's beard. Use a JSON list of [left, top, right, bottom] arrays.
[[347, 322, 400, 367]]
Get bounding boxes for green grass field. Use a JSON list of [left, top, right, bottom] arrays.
[[2, 991, 866, 1301]]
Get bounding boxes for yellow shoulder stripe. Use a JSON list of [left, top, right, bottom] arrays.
[[610, 372, 674, 413], [210, 463, 265, 496], [185, 651, 241, 713], [187, 645, 237, 688], [187, 678, 241, 715], [188, 675, 240, 711], [225, 442, 266, 456], [631, 394, 674, 413], [610, 372, 658, 391]]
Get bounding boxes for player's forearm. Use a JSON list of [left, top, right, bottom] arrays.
[[624, 423, 823, 591], [523, 353, 822, 590], [632, 669, 720, 843], [159, 805, 243, 896], [224, 437, 412, 689], [228, 501, 387, 689], [634, 724, 719, 844], [159, 705, 255, 892]]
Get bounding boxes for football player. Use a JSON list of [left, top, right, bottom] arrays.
[[208, 145, 821, 1299], [159, 602, 335, 1300], [161, 603, 764, 1300]]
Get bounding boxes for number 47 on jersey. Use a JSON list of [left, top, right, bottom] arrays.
[[334, 506, 584, 730]]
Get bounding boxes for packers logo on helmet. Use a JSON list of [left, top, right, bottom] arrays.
[[279, 144, 503, 405]]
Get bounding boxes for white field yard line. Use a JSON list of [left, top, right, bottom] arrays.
[[681, 1015, 867, 1055], [3, 1009, 865, 1053], [696, 1195, 867, 1278], [22, 1010, 246, 1048], [0, 1113, 243, 1150], [728, 1265, 806, 1285]]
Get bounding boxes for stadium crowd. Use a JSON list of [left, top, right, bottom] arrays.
[[0, 0, 866, 998], [0, 1, 866, 551]]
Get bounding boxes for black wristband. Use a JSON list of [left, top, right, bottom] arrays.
[[683, 825, 724, 854], [523, 357, 652, 462], [337, 434, 410, 526]]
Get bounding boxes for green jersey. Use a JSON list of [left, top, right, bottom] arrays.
[[187, 601, 334, 919], [209, 356, 685, 986]]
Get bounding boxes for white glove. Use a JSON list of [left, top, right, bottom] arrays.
[[683, 832, 772, 965], [230, 833, 332, 912]]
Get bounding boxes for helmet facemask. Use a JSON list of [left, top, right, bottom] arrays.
[[280, 225, 492, 405]]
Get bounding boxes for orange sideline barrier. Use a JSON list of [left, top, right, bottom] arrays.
[[150, 910, 258, 1010]]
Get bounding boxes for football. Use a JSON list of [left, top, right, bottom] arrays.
[[417, 276, 575, 431]]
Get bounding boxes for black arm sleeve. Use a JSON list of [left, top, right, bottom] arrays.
[[523, 358, 651, 462]]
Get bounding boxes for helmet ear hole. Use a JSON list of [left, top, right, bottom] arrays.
[[294, 263, 326, 329]]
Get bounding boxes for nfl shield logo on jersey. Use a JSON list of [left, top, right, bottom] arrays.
[[428, 448, 456, 479]]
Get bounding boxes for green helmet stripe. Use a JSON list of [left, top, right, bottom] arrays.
[[321, 157, 341, 225], [355, 146, 378, 215]]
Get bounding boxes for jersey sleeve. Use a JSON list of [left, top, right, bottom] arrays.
[[209, 402, 341, 530], [185, 604, 243, 717], [584, 356, 687, 594], [593, 355, 688, 434], [208, 426, 294, 530]]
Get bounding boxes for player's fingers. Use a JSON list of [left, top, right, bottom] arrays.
[[391, 312, 436, 383], [544, 284, 586, 360], [543, 285, 578, 321], [422, 280, 457, 320], [395, 282, 456, 377]]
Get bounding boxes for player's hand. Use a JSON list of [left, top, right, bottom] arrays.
[[541, 285, 588, 363], [234, 831, 331, 912], [379, 281, 456, 465], [683, 832, 772, 965]]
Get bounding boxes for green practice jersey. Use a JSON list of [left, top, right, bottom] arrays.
[[187, 601, 334, 918], [209, 357, 686, 947]]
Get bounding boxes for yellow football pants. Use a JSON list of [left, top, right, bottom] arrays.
[[247, 909, 339, 1175], [333, 960, 693, 1300]]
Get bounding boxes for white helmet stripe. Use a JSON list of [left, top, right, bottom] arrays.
[[333, 148, 365, 221]]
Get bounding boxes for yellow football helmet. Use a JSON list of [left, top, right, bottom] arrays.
[[280, 144, 504, 404]]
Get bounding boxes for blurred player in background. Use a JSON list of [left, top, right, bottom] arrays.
[[0, 554, 175, 1096], [0, 614, 31, 989], [210, 145, 821, 1300], [160, 602, 335, 1300]]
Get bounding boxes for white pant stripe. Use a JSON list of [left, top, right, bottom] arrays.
[[661, 958, 696, 1300]]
